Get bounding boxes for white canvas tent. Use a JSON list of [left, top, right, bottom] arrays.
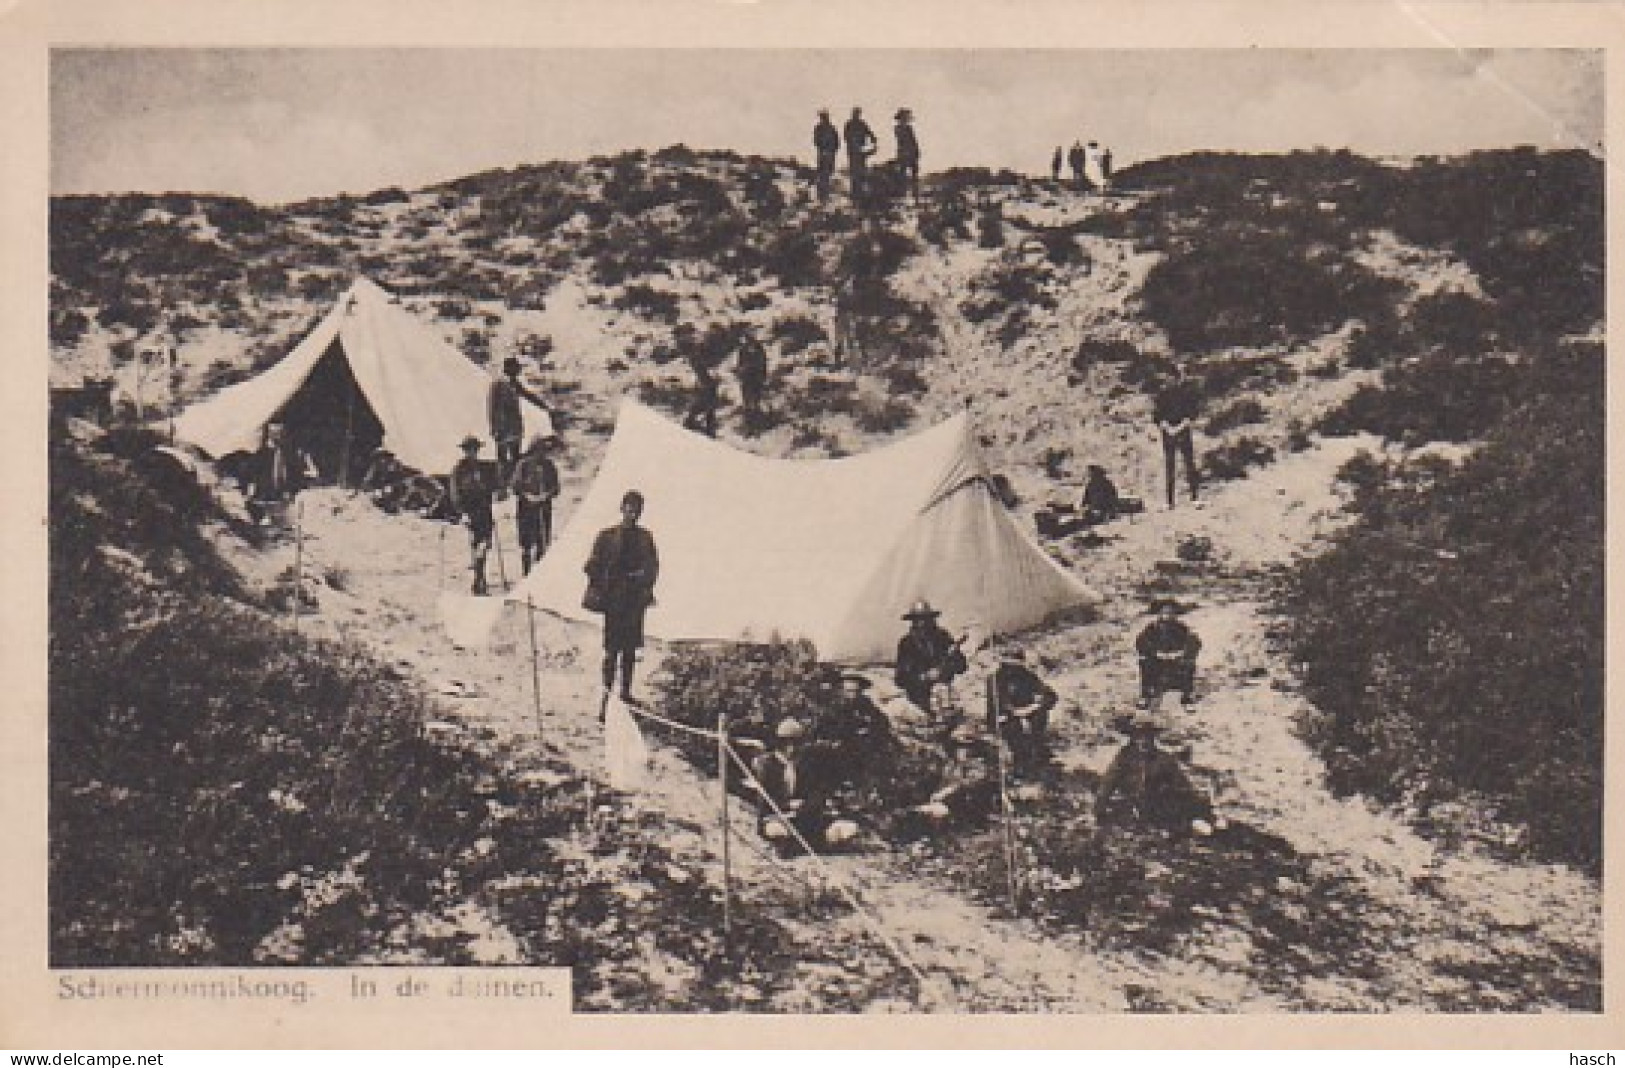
[[172, 277, 549, 476], [511, 400, 1092, 663]]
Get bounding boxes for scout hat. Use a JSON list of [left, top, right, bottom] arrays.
[[902, 599, 941, 621]]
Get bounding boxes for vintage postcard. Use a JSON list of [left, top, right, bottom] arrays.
[[2, 0, 1620, 1050]]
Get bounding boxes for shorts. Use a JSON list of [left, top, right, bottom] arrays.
[[465, 504, 494, 542]]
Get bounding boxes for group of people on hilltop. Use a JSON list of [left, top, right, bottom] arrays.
[[813, 106, 921, 204], [1050, 139, 1114, 191]]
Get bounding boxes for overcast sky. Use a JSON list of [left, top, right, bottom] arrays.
[[51, 48, 1603, 204]]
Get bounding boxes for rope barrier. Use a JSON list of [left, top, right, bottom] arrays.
[[594, 694, 944, 1002], [619, 700, 724, 741], [722, 741, 940, 1002]]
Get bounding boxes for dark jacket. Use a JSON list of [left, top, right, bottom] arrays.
[[1082, 471, 1121, 518], [690, 359, 720, 404], [488, 378, 524, 443], [824, 693, 893, 759], [752, 749, 830, 818], [488, 374, 549, 442], [509, 452, 559, 506], [1136, 618, 1202, 662], [895, 122, 919, 164], [987, 661, 1057, 733], [814, 119, 840, 155], [248, 438, 307, 502], [1095, 740, 1211, 827], [843, 117, 877, 160], [1153, 378, 1202, 429], [895, 622, 968, 695], [585, 523, 659, 614], [927, 746, 998, 824], [449, 456, 495, 516]]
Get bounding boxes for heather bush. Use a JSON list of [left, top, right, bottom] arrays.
[[1193, 355, 1298, 401], [1202, 435, 1276, 482], [1070, 338, 1146, 375], [761, 226, 825, 289], [1282, 341, 1603, 870], [1317, 352, 1521, 444], [654, 641, 940, 814], [612, 283, 683, 324], [737, 290, 772, 313], [961, 261, 1055, 325], [1405, 290, 1502, 355], [881, 361, 929, 397], [635, 376, 693, 418], [770, 314, 827, 354], [853, 394, 915, 434], [740, 165, 788, 219], [654, 640, 837, 774], [1031, 226, 1087, 267], [917, 192, 973, 247], [51, 307, 90, 348], [1204, 397, 1267, 435], [1141, 233, 1398, 353]]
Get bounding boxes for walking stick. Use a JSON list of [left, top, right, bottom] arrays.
[[492, 515, 511, 592], [291, 496, 305, 636], [718, 707, 734, 958], [987, 675, 1022, 916], [437, 524, 446, 595], [525, 596, 545, 737]]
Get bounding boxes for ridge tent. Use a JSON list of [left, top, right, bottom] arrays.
[[171, 277, 550, 478], [510, 400, 1092, 663]]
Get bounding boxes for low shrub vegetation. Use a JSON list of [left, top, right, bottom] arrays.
[[48, 429, 913, 1006], [1282, 341, 1603, 871], [1202, 436, 1276, 482], [1204, 397, 1267, 435]]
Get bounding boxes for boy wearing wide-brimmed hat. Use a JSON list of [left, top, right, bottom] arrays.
[[1095, 711, 1221, 836], [820, 671, 894, 794], [893, 599, 968, 718], [987, 645, 1059, 778], [751, 718, 859, 855], [1135, 597, 1202, 707], [450, 435, 496, 595], [509, 432, 561, 574]]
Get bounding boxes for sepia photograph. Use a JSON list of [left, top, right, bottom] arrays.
[[9, 2, 1616, 1047]]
